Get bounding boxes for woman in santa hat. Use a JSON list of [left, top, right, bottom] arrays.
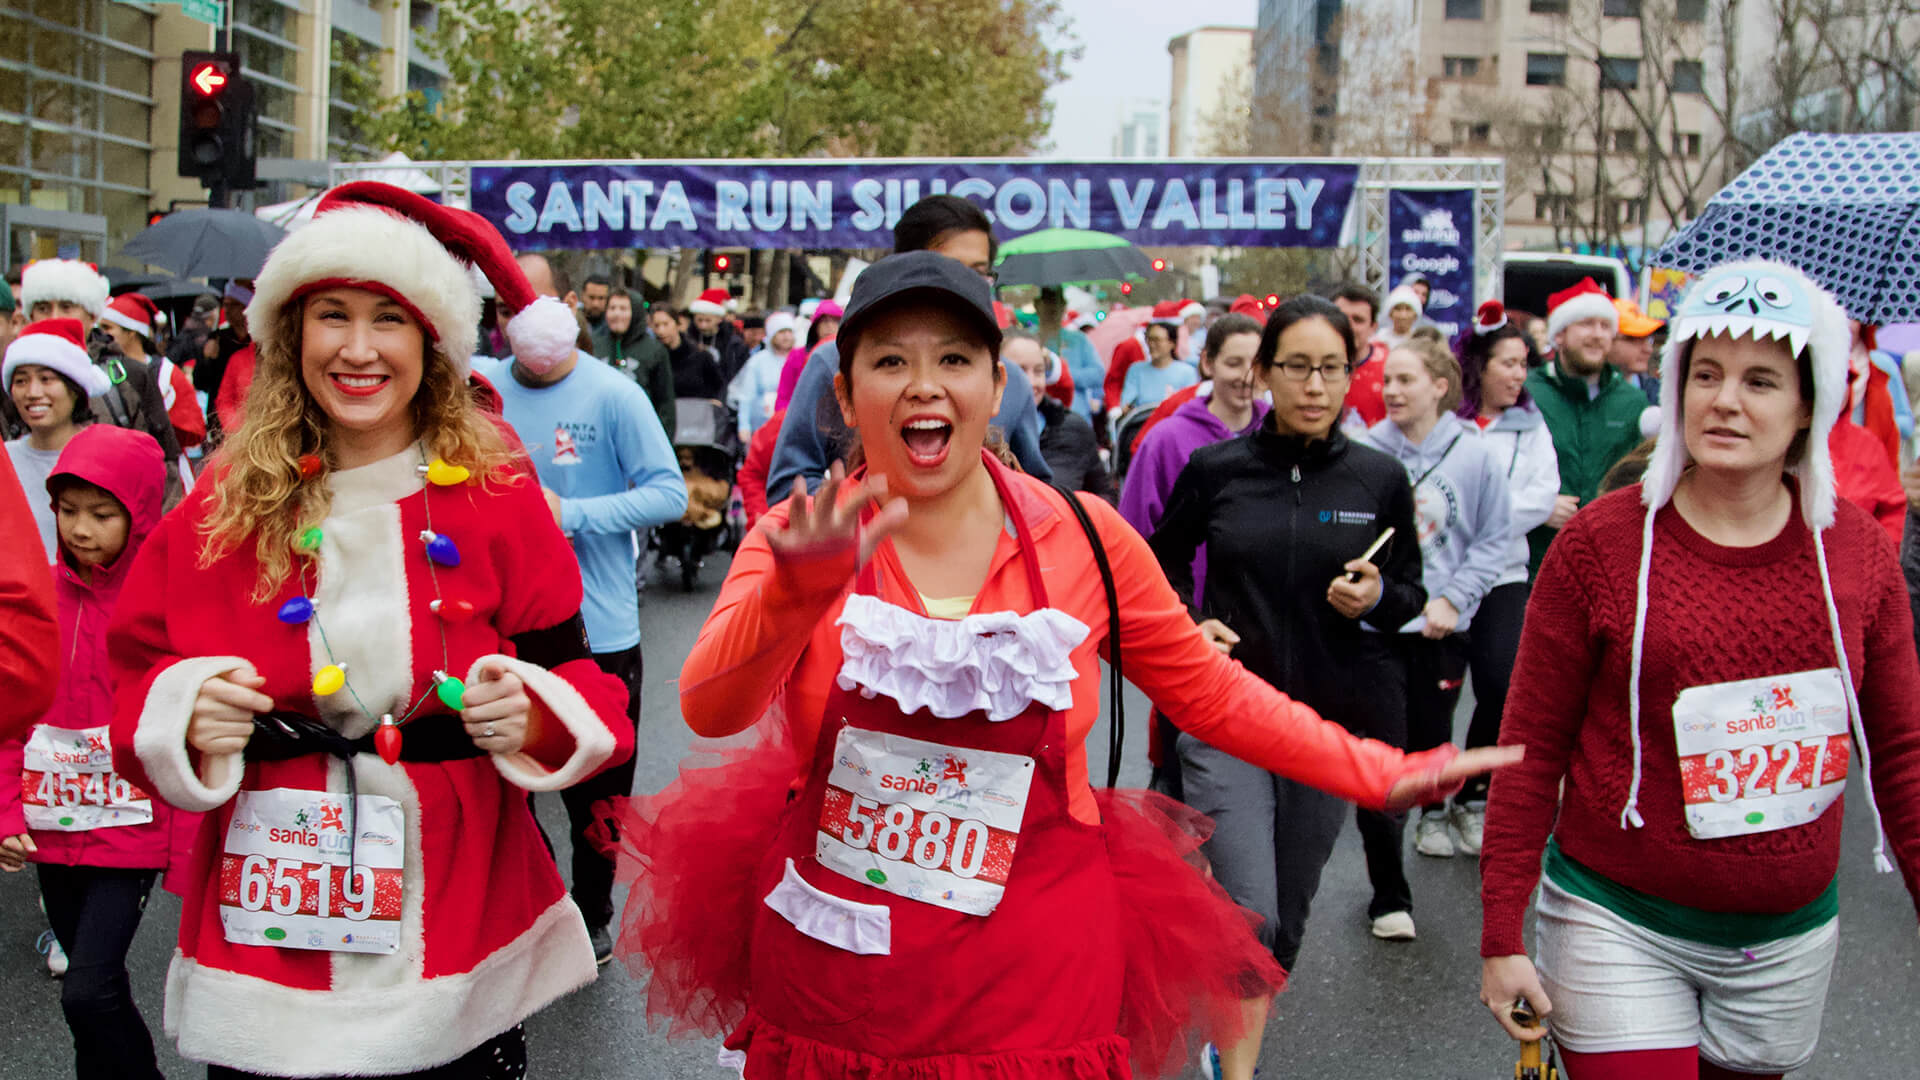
[[611, 251, 1516, 1080], [100, 292, 208, 468], [106, 181, 634, 1079], [1481, 260, 1920, 1079]]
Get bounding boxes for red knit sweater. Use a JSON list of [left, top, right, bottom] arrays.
[[1481, 485, 1920, 957]]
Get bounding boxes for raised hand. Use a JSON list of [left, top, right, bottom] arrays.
[[765, 461, 908, 568]]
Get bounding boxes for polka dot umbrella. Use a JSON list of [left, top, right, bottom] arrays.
[[1654, 132, 1920, 324]]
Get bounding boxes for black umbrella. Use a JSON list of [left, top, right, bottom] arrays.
[[120, 209, 287, 280]]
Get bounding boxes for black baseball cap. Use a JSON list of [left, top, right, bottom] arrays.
[[837, 251, 1002, 360]]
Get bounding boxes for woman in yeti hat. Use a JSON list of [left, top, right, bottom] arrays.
[[105, 181, 631, 1079], [1479, 261, 1920, 1079]]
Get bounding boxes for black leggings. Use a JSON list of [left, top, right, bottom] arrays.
[[207, 1025, 527, 1080], [529, 647, 643, 929], [1405, 634, 1471, 813], [36, 863, 164, 1080], [1460, 581, 1528, 801]]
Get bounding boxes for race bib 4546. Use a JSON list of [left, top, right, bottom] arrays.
[[21, 725, 152, 832]]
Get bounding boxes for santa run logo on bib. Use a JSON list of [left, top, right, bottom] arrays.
[[1672, 668, 1851, 840], [21, 725, 152, 832], [219, 788, 406, 955], [816, 728, 1035, 917]]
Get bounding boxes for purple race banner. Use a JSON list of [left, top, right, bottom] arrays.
[[1388, 188, 1475, 341], [468, 159, 1359, 250]]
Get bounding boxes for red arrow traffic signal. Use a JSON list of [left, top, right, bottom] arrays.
[[191, 62, 228, 96]]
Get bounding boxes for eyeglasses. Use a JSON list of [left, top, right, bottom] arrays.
[[975, 266, 998, 285], [1274, 360, 1351, 383]]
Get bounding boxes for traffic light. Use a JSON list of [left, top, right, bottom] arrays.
[[178, 51, 256, 197], [1264, 293, 1281, 308], [1151, 258, 1166, 272], [712, 253, 734, 273], [1119, 282, 1132, 295], [146, 210, 169, 227]]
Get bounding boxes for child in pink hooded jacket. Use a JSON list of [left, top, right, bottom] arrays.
[[0, 423, 174, 1080]]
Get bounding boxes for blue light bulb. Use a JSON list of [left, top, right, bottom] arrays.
[[420, 530, 461, 568], [277, 596, 314, 624]]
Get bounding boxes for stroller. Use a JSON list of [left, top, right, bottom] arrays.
[[653, 398, 743, 590]]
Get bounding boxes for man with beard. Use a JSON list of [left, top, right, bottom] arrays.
[[687, 288, 750, 385], [1523, 278, 1650, 571], [580, 272, 612, 332]]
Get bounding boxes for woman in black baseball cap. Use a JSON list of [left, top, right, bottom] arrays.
[[614, 250, 1518, 1080]]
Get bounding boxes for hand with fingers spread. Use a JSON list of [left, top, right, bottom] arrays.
[[462, 660, 530, 755], [1481, 954, 1553, 1041], [188, 663, 273, 756], [766, 460, 909, 568]]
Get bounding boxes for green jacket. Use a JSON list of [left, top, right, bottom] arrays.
[[1525, 359, 1650, 572], [590, 319, 676, 440]]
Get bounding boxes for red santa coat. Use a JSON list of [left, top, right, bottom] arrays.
[[108, 445, 633, 1076]]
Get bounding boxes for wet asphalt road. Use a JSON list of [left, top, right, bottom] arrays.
[[0, 555, 1913, 1079]]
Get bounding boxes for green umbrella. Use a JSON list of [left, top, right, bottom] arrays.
[[993, 228, 1154, 288]]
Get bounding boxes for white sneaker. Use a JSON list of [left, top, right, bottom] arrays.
[[1370, 910, 1417, 940], [36, 930, 66, 978], [1415, 810, 1455, 857], [1450, 800, 1486, 855], [1199, 1042, 1221, 1080]]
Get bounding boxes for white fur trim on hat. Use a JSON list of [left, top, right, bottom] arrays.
[[20, 260, 109, 320], [1640, 259, 1849, 531], [3, 324, 111, 397], [1384, 285, 1424, 321], [688, 298, 726, 317], [248, 205, 480, 378], [764, 311, 797, 338], [100, 304, 150, 339], [1178, 301, 1206, 321], [1546, 291, 1618, 343]]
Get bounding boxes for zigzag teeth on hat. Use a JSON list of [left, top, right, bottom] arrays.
[[1789, 327, 1808, 355], [1726, 315, 1755, 341]]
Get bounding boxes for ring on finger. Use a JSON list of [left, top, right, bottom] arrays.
[[484, 723, 497, 738]]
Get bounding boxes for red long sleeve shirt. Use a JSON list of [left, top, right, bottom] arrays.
[[1481, 486, 1920, 957]]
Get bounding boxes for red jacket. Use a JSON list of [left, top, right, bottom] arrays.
[[1831, 415, 1904, 545], [0, 453, 57, 739], [155, 354, 207, 449], [740, 408, 782, 527], [1104, 337, 1144, 410], [108, 447, 633, 1074], [0, 426, 186, 871]]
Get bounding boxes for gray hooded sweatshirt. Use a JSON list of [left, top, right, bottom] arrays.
[[1362, 410, 1513, 633], [1466, 402, 1561, 587]]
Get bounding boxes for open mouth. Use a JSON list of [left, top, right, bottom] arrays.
[[900, 417, 953, 467], [1703, 427, 1746, 441], [330, 372, 391, 398]]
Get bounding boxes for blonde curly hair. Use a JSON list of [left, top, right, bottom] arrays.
[[198, 296, 519, 601]]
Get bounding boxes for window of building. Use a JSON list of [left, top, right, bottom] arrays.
[[1527, 53, 1568, 86], [1535, 193, 1576, 222], [1529, 0, 1571, 12], [1452, 120, 1493, 145], [1612, 128, 1639, 152], [1608, 197, 1649, 226], [1672, 60, 1704, 93], [1676, 0, 1707, 20], [1443, 56, 1482, 78], [1604, 0, 1642, 14], [1671, 130, 1703, 157], [1446, 0, 1485, 18], [1600, 55, 1641, 90]]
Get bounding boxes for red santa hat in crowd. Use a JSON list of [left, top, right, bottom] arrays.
[[688, 288, 731, 317], [248, 181, 577, 379], [1228, 294, 1268, 322], [1178, 300, 1206, 323], [1147, 299, 1187, 326], [1472, 299, 1509, 336], [20, 259, 111, 320], [101, 292, 162, 341], [2, 318, 111, 397], [1544, 277, 1619, 343]]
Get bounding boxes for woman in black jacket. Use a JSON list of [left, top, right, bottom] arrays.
[[1150, 295, 1424, 1080]]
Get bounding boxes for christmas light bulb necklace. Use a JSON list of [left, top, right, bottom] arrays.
[[277, 446, 476, 764]]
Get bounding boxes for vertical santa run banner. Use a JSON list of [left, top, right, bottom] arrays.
[[1388, 188, 1476, 341]]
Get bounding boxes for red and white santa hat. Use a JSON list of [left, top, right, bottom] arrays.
[[101, 293, 161, 340], [1177, 300, 1206, 322], [248, 181, 577, 378], [1147, 299, 1187, 326], [688, 287, 731, 317], [2, 318, 111, 397], [20, 259, 110, 320], [1544, 277, 1619, 342]]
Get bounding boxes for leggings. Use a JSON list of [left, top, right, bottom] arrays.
[[1460, 582, 1528, 801], [207, 1025, 527, 1080], [37, 863, 164, 1080], [1403, 634, 1470, 812]]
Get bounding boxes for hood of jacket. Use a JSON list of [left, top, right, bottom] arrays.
[[1168, 392, 1270, 444], [1364, 409, 1471, 469], [48, 423, 164, 581], [1481, 400, 1546, 433]]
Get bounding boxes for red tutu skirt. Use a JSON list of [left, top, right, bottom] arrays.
[[598, 722, 1285, 1080]]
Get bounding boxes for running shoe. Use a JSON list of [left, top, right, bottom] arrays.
[[36, 930, 66, 978], [1199, 1042, 1222, 1080], [1415, 809, 1455, 857], [589, 923, 614, 967], [1370, 910, 1417, 940], [1450, 799, 1486, 855]]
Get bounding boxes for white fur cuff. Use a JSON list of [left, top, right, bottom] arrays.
[[466, 654, 616, 791], [132, 656, 253, 812]]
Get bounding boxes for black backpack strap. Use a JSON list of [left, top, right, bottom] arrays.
[[1052, 486, 1124, 787]]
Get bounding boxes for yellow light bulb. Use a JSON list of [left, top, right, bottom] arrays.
[[312, 664, 347, 696], [425, 459, 471, 486]]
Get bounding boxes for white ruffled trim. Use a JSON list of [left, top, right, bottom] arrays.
[[762, 858, 891, 955], [834, 593, 1089, 723]]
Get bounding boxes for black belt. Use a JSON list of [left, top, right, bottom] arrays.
[[250, 711, 487, 866]]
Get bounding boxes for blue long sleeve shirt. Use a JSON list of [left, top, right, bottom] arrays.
[[767, 341, 1052, 498], [475, 353, 687, 652]]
